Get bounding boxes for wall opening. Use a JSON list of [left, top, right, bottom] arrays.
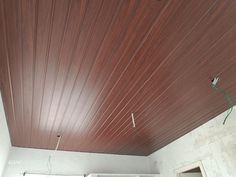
[[176, 161, 207, 177]]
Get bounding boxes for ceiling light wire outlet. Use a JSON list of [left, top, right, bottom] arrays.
[[211, 77, 219, 87]]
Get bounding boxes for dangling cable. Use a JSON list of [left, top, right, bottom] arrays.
[[47, 135, 62, 177], [131, 112, 140, 140], [211, 77, 234, 124], [47, 155, 52, 177], [55, 135, 62, 152]]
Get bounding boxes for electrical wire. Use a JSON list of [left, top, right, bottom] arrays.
[[131, 113, 136, 128], [211, 81, 234, 125], [47, 155, 52, 177], [131, 113, 141, 140], [47, 135, 62, 177]]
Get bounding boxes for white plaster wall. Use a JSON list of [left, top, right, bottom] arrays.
[[0, 93, 11, 177], [148, 107, 236, 177], [3, 147, 150, 177]]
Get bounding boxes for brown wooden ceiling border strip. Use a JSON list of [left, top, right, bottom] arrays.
[[29, 0, 38, 146], [20, 0, 38, 146]]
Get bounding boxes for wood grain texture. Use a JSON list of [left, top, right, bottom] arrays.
[[1, 0, 236, 156]]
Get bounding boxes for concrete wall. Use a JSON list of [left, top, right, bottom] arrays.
[[0, 93, 11, 177], [148, 107, 236, 177], [4, 147, 150, 177]]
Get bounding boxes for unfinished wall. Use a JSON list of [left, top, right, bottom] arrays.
[[0, 93, 11, 177], [148, 107, 236, 177], [4, 147, 150, 177]]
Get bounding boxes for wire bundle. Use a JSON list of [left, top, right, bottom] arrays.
[[211, 78, 234, 125]]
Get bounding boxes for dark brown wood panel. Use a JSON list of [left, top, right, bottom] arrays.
[[1, 0, 236, 156]]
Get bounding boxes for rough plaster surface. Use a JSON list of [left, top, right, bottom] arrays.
[[0, 93, 11, 177], [3, 147, 150, 177], [148, 107, 236, 177]]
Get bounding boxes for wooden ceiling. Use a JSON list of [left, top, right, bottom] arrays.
[[1, 0, 236, 156]]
